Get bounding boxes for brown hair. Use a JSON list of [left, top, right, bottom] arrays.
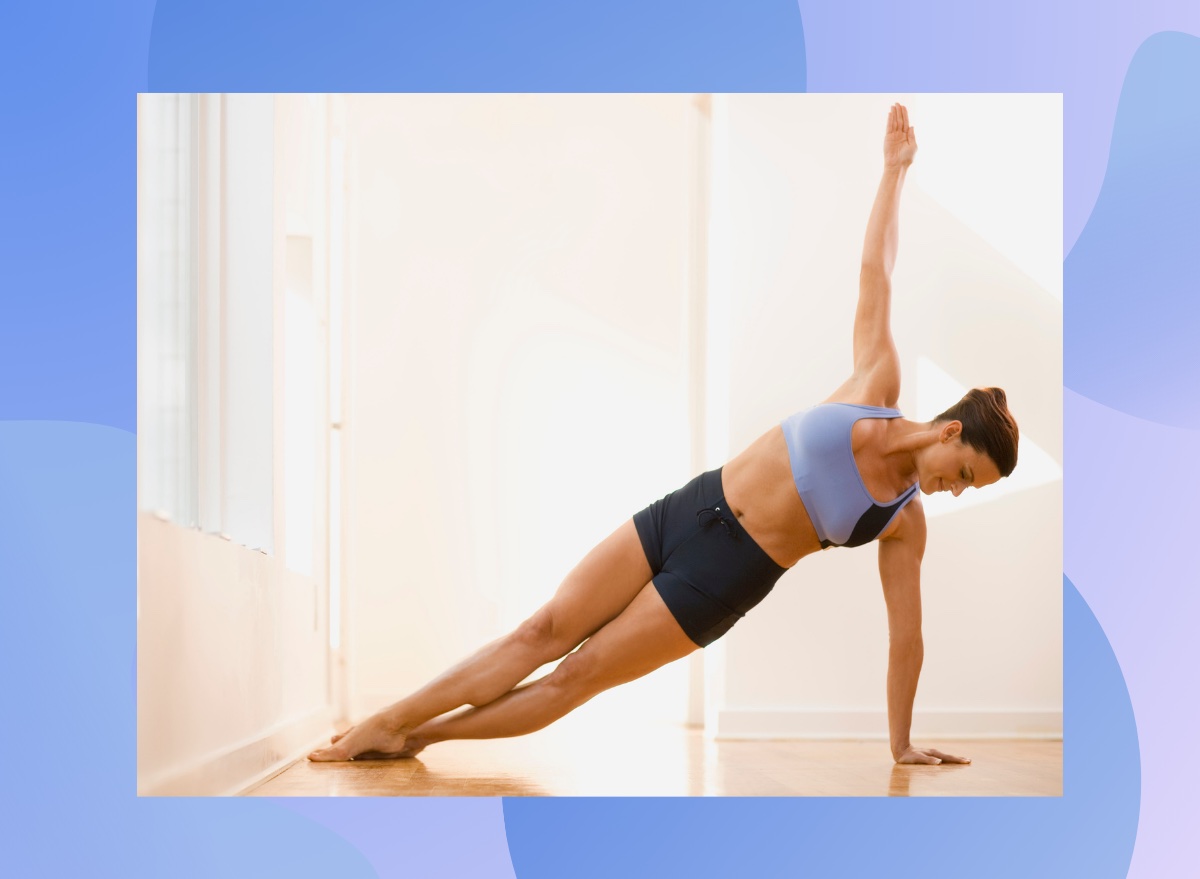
[[934, 387, 1019, 477]]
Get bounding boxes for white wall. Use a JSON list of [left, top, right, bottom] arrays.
[[137, 515, 332, 795], [342, 95, 697, 725], [708, 94, 1063, 739]]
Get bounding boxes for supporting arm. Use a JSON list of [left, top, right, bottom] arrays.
[[878, 500, 972, 765]]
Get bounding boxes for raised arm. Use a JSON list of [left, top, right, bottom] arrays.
[[878, 500, 970, 766], [842, 104, 917, 406], [861, 104, 916, 274]]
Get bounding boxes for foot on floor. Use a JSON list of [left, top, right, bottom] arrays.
[[307, 713, 411, 761]]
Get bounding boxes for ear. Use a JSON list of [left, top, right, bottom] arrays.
[[940, 420, 963, 442]]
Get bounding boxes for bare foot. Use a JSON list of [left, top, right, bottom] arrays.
[[392, 735, 429, 758], [307, 713, 411, 761], [349, 737, 429, 761], [324, 730, 432, 758]]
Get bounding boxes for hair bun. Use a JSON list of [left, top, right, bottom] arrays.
[[934, 387, 1019, 477]]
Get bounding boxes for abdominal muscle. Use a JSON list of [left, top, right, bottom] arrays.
[[720, 426, 824, 569]]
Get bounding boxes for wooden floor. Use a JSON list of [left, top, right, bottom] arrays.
[[244, 714, 1062, 797]]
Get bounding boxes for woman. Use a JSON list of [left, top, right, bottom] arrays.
[[309, 103, 1019, 767]]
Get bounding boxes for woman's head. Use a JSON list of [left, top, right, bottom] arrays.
[[917, 387, 1019, 496]]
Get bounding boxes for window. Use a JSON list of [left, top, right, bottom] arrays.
[[138, 94, 200, 528], [138, 94, 276, 554]]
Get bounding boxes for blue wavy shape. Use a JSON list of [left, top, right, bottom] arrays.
[[503, 575, 1138, 878], [0, 1, 153, 431], [147, 0, 806, 91], [1065, 31, 1200, 427]]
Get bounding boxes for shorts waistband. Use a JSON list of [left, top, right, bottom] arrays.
[[696, 468, 787, 574]]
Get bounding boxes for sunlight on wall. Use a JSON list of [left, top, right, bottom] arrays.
[[329, 428, 342, 651], [905, 95, 1062, 298], [345, 95, 695, 724], [285, 236, 316, 575], [705, 95, 732, 472]]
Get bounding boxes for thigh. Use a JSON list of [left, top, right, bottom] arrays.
[[560, 580, 699, 694], [540, 518, 654, 651]]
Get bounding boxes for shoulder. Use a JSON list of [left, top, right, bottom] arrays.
[[878, 493, 926, 550], [823, 373, 901, 409]]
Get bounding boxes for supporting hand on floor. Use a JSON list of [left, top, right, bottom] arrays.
[[894, 746, 971, 765]]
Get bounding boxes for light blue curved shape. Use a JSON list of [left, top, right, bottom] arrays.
[[503, 576, 1138, 877], [275, 799, 517, 879], [0, 421, 375, 877], [1065, 31, 1200, 427], [1064, 388, 1200, 879]]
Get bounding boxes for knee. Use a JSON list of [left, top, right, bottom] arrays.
[[512, 607, 574, 663], [545, 649, 598, 701]]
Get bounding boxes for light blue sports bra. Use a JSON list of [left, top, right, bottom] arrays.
[[780, 403, 919, 548]]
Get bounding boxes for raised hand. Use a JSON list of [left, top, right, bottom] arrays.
[[884, 103, 917, 169], [895, 745, 971, 765]]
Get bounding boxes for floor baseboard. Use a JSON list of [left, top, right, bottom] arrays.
[[139, 706, 336, 797]]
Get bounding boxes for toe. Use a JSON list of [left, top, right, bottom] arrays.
[[308, 745, 352, 762]]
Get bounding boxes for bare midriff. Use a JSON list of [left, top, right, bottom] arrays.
[[720, 426, 823, 569]]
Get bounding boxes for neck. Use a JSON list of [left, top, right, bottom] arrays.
[[883, 418, 939, 481]]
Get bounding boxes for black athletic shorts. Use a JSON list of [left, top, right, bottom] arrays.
[[632, 467, 789, 647]]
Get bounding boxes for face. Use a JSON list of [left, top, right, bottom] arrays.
[[917, 421, 1003, 497]]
